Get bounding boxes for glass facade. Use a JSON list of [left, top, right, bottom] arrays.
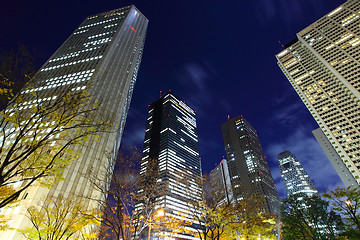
[[276, 0, 360, 187], [278, 151, 318, 197], [0, 6, 148, 239], [138, 91, 202, 240], [210, 159, 233, 205], [221, 116, 279, 214]]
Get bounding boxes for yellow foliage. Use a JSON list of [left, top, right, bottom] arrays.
[[18, 195, 99, 240], [0, 85, 111, 208]]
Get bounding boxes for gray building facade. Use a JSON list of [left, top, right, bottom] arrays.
[[221, 116, 279, 214], [0, 6, 148, 239], [313, 128, 358, 187]]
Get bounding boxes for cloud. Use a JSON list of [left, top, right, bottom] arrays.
[[272, 88, 294, 105], [219, 99, 233, 113], [122, 106, 147, 148], [270, 101, 307, 128], [184, 63, 208, 89], [122, 127, 145, 148], [251, 0, 326, 30], [265, 126, 344, 198], [176, 61, 217, 108]]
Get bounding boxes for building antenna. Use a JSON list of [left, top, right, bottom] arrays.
[[278, 39, 285, 49], [227, 115, 230, 121], [160, 90, 162, 97]]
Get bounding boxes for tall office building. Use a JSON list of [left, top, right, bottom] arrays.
[[0, 6, 148, 239], [276, 0, 360, 186], [221, 116, 279, 214], [210, 159, 233, 204], [138, 91, 202, 240], [278, 151, 318, 197]]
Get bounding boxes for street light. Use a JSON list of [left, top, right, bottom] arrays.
[[157, 209, 165, 217], [148, 209, 165, 240]]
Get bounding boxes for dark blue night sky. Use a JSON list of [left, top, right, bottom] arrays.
[[0, 0, 347, 198]]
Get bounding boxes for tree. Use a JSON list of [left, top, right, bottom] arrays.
[[0, 45, 37, 108], [323, 186, 360, 238], [187, 175, 233, 240], [229, 195, 277, 240], [141, 208, 189, 240], [86, 147, 176, 240], [281, 193, 343, 240], [187, 175, 276, 240], [18, 194, 98, 240], [0, 46, 110, 208]]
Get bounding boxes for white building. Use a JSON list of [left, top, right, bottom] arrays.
[[0, 6, 148, 239], [276, 0, 360, 187], [278, 151, 318, 197]]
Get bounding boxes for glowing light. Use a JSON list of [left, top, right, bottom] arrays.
[[129, 26, 136, 32], [327, 7, 342, 17], [157, 209, 165, 217]]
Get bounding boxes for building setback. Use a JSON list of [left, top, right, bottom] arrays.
[[0, 6, 148, 239], [312, 128, 358, 187], [276, 0, 360, 186], [221, 116, 279, 214], [137, 91, 202, 240], [278, 151, 318, 197]]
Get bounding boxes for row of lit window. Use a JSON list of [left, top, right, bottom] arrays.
[[5, 96, 57, 113], [104, 23, 118, 29], [283, 57, 298, 69], [78, 17, 122, 30], [73, 29, 89, 35], [22, 70, 94, 94], [176, 116, 196, 137], [49, 53, 79, 62], [180, 129, 198, 142], [24, 79, 86, 93], [173, 141, 198, 156], [71, 86, 86, 92], [41, 56, 102, 72], [84, 37, 111, 48], [88, 30, 115, 39], [49, 46, 100, 63], [164, 97, 196, 116], [176, 116, 195, 131], [104, 10, 126, 18], [43, 69, 94, 84]]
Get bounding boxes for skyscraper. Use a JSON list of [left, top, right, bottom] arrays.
[[210, 159, 233, 204], [138, 91, 202, 239], [0, 6, 148, 239], [276, 0, 360, 186], [278, 151, 318, 197], [221, 116, 279, 214]]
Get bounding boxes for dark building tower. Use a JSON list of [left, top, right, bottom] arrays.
[[278, 151, 318, 197], [0, 6, 148, 239], [138, 91, 202, 239], [221, 116, 279, 214]]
